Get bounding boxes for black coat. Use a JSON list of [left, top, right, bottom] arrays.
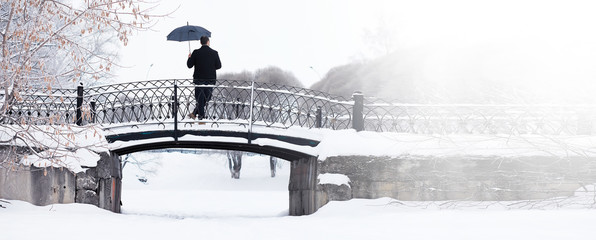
[[187, 45, 222, 82]]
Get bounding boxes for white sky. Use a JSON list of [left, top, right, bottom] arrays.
[[116, 0, 596, 91], [116, 0, 382, 87]]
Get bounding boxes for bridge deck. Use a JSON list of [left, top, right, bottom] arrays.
[[104, 122, 322, 159]]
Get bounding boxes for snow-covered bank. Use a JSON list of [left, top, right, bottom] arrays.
[[3, 151, 596, 240], [3, 198, 596, 240], [0, 124, 108, 173]]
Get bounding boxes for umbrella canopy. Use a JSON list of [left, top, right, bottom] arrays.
[[167, 24, 211, 42]]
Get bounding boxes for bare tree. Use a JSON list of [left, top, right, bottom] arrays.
[[309, 62, 364, 98], [254, 66, 303, 87], [363, 16, 398, 58], [269, 156, 277, 178], [226, 150, 242, 179], [122, 153, 161, 183], [221, 66, 303, 88], [0, 0, 161, 168], [219, 67, 300, 178], [219, 70, 254, 82]]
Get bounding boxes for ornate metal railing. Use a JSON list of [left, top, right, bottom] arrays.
[[2, 79, 596, 136], [0, 88, 79, 125], [82, 79, 353, 131], [0, 79, 353, 132], [362, 98, 596, 135]]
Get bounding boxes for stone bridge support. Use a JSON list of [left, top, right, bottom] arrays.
[[76, 152, 122, 213], [288, 156, 326, 216], [0, 149, 122, 213], [0, 165, 76, 206], [316, 155, 596, 202]]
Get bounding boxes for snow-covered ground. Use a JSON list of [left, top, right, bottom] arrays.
[[3, 151, 596, 240]]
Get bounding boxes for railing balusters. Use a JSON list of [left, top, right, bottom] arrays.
[[6, 79, 592, 136]]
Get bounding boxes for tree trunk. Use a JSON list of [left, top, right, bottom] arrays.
[[227, 151, 242, 179], [270, 156, 277, 178]]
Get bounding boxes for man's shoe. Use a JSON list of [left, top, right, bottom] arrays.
[[187, 113, 196, 119]]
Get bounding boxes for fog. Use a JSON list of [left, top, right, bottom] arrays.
[[117, 0, 596, 103], [376, 0, 596, 103]]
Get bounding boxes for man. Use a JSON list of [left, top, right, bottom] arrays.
[[187, 36, 222, 120]]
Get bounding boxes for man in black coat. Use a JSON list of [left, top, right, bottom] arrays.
[[187, 36, 222, 119]]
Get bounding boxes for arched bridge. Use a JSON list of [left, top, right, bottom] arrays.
[[3, 79, 596, 215], [3, 78, 596, 159], [5, 79, 594, 142], [3, 79, 363, 215], [3, 79, 358, 159]]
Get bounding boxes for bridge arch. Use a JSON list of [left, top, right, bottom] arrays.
[[106, 128, 320, 161], [112, 140, 313, 161], [107, 128, 322, 216]]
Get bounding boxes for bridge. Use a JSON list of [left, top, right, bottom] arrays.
[[4, 79, 354, 158], [2, 79, 596, 215], [5, 79, 594, 138]]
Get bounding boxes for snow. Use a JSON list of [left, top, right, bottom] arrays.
[[20, 148, 100, 173], [3, 151, 596, 240], [120, 152, 290, 218], [107, 123, 596, 161], [0, 124, 107, 172], [316, 130, 596, 160], [318, 173, 351, 187], [5, 120, 596, 173]]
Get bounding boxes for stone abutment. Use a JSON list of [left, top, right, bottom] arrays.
[[315, 155, 596, 203], [0, 148, 122, 213], [4, 147, 595, 216]]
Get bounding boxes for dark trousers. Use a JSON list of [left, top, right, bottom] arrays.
[[193, 83, 214, 118]]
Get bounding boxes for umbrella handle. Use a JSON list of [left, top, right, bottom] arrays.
[[188, 41, 191, 54]]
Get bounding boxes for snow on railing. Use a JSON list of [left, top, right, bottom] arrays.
[[3, 79, 596, 135]]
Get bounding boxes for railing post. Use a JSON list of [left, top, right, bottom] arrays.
[[352, 91, 364, 131], [235, 97, 240, 119], [90, 99, 96, 124], [76, 83, 83, 126], [315, 106, 322, 128], [248, 81, 255, 144], [172, 83, 178, 142]]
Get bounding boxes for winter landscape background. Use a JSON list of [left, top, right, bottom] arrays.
[[3, 150, 596, 240], [4, 0, 596, 239]]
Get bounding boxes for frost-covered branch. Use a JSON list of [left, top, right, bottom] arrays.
[[0, 0, 164, 167]]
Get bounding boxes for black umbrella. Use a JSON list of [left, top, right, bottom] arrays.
[[167, 22, 211, 53]]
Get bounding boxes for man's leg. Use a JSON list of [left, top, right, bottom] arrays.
[[203, 87, 214, 119], [197, 86, 207, 119], [190, 86, 200, 118]]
